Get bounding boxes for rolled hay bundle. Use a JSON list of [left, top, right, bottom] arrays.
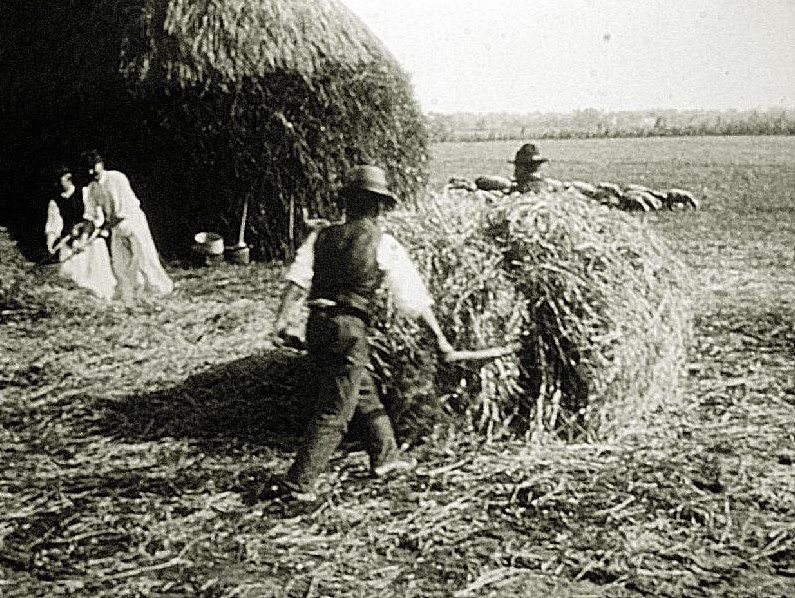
[[368, 191, 690, 442], [0, 0, 427, 260], [372, 198, 529, 441], [482, 190, 692, 440]]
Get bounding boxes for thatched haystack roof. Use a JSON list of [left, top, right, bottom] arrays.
[[0, 0, 428, 260], [123, 0, 394, 82]]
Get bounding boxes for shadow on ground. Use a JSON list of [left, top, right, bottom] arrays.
[[98, 349, 315, 449], [96, 348, 387, 456], [93, 349, 389, 504]]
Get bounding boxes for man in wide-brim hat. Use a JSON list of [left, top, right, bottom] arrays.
[[270, 164, 454, 504], [509, 143, 550, 193]]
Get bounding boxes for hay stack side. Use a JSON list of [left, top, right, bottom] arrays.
[[376, 192, 691, 441], [0, 0, 428, 260], [482, 191, 692, 439], [373, 199, 528, 440]]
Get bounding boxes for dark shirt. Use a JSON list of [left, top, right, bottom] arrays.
[[53, 191, 85, 238]]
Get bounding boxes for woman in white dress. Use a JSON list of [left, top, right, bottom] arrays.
[[45, 166, 116, 300], [81, 151, 173, 301]]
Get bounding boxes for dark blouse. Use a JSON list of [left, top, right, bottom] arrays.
[[54, 191, 84, 236]]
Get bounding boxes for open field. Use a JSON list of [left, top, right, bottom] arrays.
[[2, 136, 794, 597]]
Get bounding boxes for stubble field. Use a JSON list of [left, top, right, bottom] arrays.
[[1, 135, 794, 597]]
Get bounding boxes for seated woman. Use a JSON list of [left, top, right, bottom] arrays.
[[45, 165, 116, 300]]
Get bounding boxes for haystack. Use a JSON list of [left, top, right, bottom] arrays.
[[375, 191, 691, 441], [372, 200, 528, 441], [482, 191, 692, 439], [0, 0, 428, 260]]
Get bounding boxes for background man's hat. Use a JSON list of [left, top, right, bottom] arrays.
[[508, 143, 548, 164], [342, 165, 397, 206]]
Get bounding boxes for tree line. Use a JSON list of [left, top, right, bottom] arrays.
[[426, 107, 795, 142]]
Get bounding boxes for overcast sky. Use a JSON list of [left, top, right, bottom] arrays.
[[339, 0, 795, 114]]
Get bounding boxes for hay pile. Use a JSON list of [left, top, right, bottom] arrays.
[[0, 233, 53, 325], [450, 178, 701, 212], [372, 190, 691, 441], [0, 0, 427, 260], [371, 200, 528, 440]]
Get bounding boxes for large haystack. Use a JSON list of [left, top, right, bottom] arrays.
[[0, 0, 428, 260], [375, 191, 692, 442]]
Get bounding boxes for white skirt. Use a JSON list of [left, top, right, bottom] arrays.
[[110, 213, 173, 301], [58, 237, 117, 300]]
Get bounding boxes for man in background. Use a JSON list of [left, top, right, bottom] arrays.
[[510, 142, 559, 193]]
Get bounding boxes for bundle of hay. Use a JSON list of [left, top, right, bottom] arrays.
[[372, 199, 528, 440], [584, 183, 699, 211], [0, 0, 428, 260], [374, 190, 691, 441], [482, 190, 691, 439], [444, 177, 700, 213]]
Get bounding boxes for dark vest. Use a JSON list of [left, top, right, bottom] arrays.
[[309, 218, 382, 315], [54, 192, 84, 236]]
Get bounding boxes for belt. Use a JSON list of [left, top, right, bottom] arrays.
[[307, 299, 370, 325]]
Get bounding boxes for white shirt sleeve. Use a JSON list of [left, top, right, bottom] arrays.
[[284, 230, 318, 290], [45, 200, 63, 239], [82, 186, 105, 227], [108, 171, 141, 220], [378, 233, 433, 318]]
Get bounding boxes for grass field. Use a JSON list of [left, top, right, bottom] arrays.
[[1, 136, 794, 597]]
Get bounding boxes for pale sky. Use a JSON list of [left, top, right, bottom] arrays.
[[339, 0, 795, 114]]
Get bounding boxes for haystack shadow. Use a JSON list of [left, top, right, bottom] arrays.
[[98, 349, 315, 450]]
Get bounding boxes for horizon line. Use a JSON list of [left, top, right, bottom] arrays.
[[423, 105, 795, 117]]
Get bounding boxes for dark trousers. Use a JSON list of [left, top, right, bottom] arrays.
[[286, 311, 397, 491]]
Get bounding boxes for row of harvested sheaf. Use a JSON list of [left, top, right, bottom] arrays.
[[449, 176, 700, 212]]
